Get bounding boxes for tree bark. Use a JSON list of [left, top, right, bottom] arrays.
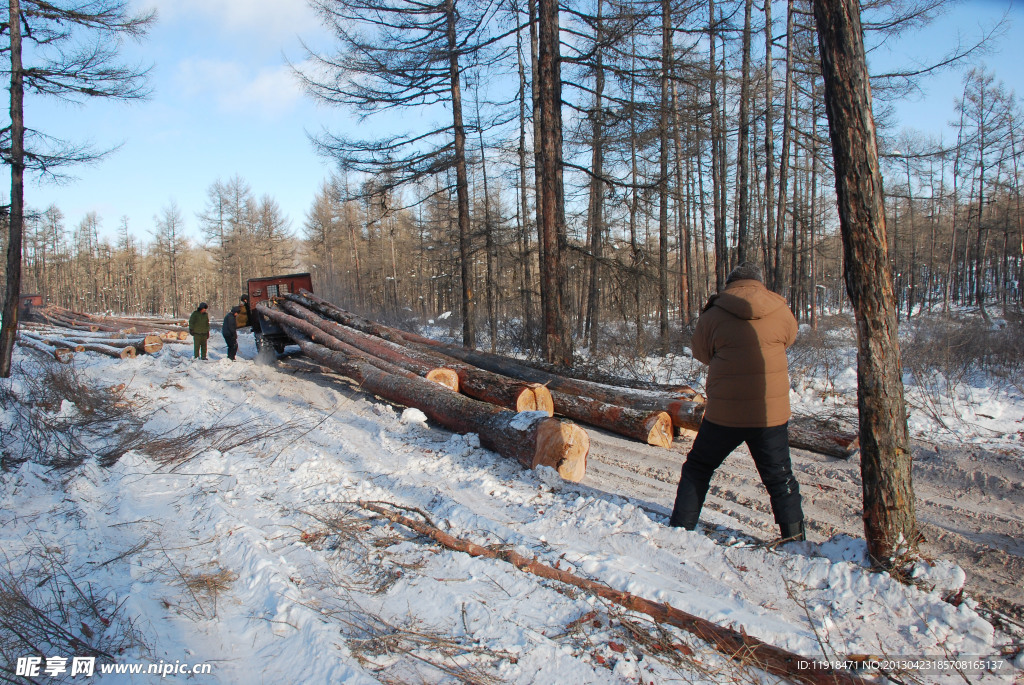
[[445, 0, 476, 349], [536, 0, 573, 367], [0, 0, 25, 378], [736, 0, 754, 263], [812, 0, 919, 564]]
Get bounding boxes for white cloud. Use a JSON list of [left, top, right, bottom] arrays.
[[145, 0, 324, 45], [175, 59, 304, 117]]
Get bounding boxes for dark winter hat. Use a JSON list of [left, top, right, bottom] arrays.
[[726, 262, 763, 284], [230, 306, 240, 314], [240, 294, 249, 302], [199, 302, 209, 310]]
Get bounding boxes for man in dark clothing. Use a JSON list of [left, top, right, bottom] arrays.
[[669, 262, 805, 541], [188, 303, 211, 360], [222, 306, 240, 360], [237, 294, 252, 328]]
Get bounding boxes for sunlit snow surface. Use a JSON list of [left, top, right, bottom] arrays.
[[1, 330, 1019, 684]]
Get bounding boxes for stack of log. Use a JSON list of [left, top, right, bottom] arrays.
[[255, 301, 590, 482], [269, 290, 859, 461], [16, 311, 172, 362], [39, 306, 190, 342]]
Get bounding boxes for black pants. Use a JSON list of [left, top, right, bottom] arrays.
[[223, 332, 237, 360], [670, 420, 802, 529]]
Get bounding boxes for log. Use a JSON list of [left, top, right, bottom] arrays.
[[34, 328, 127, 340], [548, 389, 674, 448], [256, 304, 460, 391], [291, 333, 588, 481], [61, 335, 163, 355], [48, 308, 135, 334], [279, 299, 552, 414], [41, 311, 98, 332], [789, 424, 860, 460], [358, 501, 866, 685], [17, 336, 74, 363], [19, 332, 86, 353], [265, 303, 460, 391], [79, 342, 136, 359], [518, 357, 699, 396]]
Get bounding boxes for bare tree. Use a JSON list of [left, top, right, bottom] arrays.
[[0, 0, 153, 377], [297, 0, 510, 349]]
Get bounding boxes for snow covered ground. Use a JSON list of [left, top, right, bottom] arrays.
[[1, 329, 1022, 684]]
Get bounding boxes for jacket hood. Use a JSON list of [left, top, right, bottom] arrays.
[[711, 280, 789, 321]]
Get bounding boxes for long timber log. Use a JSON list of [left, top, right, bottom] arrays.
[[17, 336, 74, 363], [290, 333, 589, 482], [19, 332, 86, 353], [49, 308, 135, 334], [789, 425, 860, 460], [256, 304, 459, 391], [548, 389, 674, 448], [280, 299, 551, 414], [79, 342, 136, 359], [41, 311, 98, 332]]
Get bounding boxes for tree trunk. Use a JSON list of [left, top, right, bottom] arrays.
[[736, 0, 754, 263], [516, 16, 536, 340], [1, 0, 25, 378], [585, 0, 606, 352], [658, 0, 672, 346], [445, 0, 475, 349], [774, 0, 796, 292], [536, 0, 572, 367], [812, 0, 919, 564], [763, 0, 776, 281]]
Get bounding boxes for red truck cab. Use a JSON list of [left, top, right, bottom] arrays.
[[246, 273, 312, 354]]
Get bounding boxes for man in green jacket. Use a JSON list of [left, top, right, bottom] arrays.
[[188, 302, 211, 360]]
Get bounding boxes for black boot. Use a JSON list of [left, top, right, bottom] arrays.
[[779, 520, 805, 542]]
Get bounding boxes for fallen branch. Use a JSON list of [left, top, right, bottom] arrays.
[[357, 500, 866, 685]]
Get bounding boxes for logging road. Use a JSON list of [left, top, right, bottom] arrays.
[[580, 426, 1024, 619]]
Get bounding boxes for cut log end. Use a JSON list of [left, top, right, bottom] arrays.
[[120, 347, 137, 359], [531, 385, 555, 417], [514, 388, 538, 412], [142, 335, 164, 354], [643, 411, 674, 449], [54, 348, 74, 364], [425, 368, 460, 392], [533, 419, 589, 483]]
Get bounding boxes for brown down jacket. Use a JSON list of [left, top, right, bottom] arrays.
[[691, 279, 798, 428]]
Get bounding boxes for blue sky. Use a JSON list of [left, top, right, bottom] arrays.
[[7, 0, 1024, 243]]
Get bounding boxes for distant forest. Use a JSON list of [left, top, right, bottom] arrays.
[[4, 0, 1022, 355]]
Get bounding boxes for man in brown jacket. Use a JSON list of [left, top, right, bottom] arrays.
[[669, 262, 805, 541]]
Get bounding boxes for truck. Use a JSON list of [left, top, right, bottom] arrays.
[[246, 272, 313, 355]]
